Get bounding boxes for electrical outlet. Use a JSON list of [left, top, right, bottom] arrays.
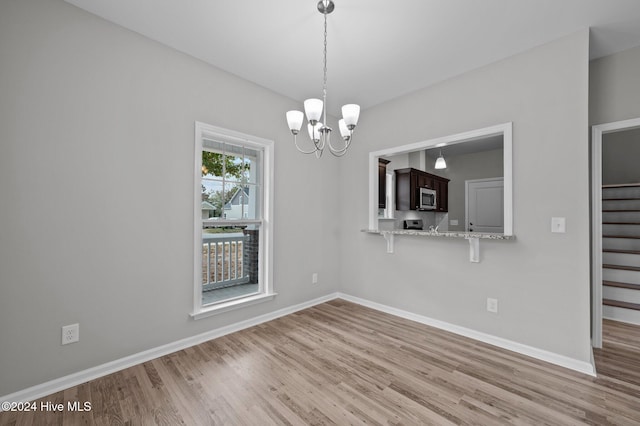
[[62, 323, 79, 345], [486, 298, 498, 313], [312, 273, 318, 284]]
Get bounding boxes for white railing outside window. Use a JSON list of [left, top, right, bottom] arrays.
[[202, 233, 249, 291]]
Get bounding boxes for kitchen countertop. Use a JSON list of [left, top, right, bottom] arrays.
[[362, 229, 514, 240]]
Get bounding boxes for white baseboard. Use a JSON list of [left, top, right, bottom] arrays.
[[0, 292, 340, 406], [2, 291, 596, 406], [336, 292, 596, 377]]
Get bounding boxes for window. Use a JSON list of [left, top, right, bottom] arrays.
[[192, 122, 274, 319]]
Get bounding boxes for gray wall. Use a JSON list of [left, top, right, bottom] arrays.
[[590, 45, 640, 187], [0, 0, 342, 396], [590, 45, 640, 126], [385, 153, 410, 172], [339, 31, 592, 363], [602, 128, 640, 185], [424, 149, 504, 232]]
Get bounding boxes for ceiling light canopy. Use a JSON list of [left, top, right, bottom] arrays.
[[285, 0, 360, 158]]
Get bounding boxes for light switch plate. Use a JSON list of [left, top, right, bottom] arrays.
[[450, 219, 459, 226], [487, 298, 498, 313], [551, 217, 566, 233]]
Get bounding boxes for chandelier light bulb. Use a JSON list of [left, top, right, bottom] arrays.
[[308, 122, 323, 142], [304, 99, 323, 124], [339, 119, 350, 140], [342, 104, 360, 129], [286, 110, 304, 134]]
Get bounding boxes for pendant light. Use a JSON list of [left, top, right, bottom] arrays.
[[435, 150, 447, 169]]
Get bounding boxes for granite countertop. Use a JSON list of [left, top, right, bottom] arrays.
[[362, 229, 514, 240]]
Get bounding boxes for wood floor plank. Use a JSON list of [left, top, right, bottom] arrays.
[[4, 300, 640, 425]]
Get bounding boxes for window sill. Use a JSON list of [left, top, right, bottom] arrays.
[[190, 292, 278, 320]]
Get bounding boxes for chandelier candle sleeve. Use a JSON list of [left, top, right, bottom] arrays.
[[285, 0, 360, 158]]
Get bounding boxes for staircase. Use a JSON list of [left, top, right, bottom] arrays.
[[602, 184, 640, 325]]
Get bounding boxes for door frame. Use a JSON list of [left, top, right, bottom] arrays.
[[465, 177, 504, 233], [591, 117, 640, 348]]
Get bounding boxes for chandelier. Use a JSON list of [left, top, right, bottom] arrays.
[[285, 0, 360, 158]]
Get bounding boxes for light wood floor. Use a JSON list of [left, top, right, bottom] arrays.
[[593, 318, 640, 388], [2, 300, 640, 425]]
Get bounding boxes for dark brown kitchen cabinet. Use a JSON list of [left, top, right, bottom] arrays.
[[378, 158, 390, 208], [417, 174, 433, 189], [395, 167, 449, 212], [434, 178, 448, 212]]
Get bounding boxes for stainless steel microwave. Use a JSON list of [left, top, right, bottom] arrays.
[[419, 187, 436, 210]]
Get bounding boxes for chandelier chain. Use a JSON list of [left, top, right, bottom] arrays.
[[322, 9, 328, 122]]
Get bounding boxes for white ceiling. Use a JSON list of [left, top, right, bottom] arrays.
[[65, 0, 640, 115]]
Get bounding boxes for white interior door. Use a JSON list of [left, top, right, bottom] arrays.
[[466, 178, 504, 233]]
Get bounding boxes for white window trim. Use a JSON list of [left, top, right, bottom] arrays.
[[191, 122, 275, 319]]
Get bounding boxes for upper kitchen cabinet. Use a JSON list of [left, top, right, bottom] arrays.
[[434, 178, 448, 213], [395, 168, 449, 212]]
